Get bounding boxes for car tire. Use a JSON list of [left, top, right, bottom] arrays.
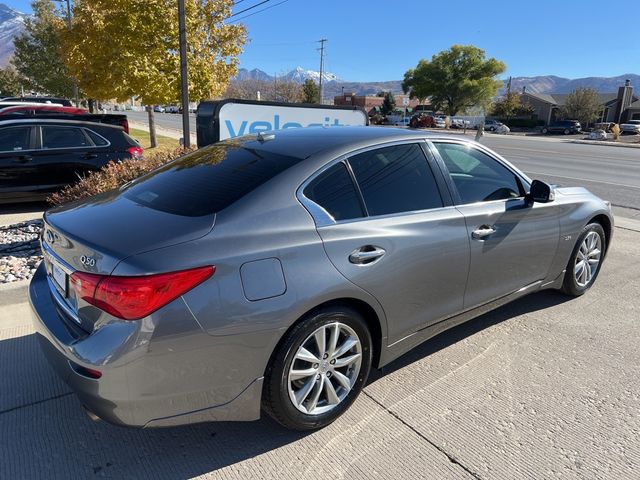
[[564, 128, 570, 135], [541, 127, 548, 134], [561, 223, 606, 297], [262, 305, 372, 431]]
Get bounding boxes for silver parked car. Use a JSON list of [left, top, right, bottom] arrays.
[[30, 127, 613, 431]]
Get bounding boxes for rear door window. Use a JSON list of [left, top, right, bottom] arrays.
[[123, 143, 301, 216], [0, 126, 32, 152], [347, 143, 443, 216], [42, 126, 90, 149], [303, 163, 365, 221]]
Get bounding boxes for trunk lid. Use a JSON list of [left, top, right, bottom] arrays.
[[43, 189, 215, 275]]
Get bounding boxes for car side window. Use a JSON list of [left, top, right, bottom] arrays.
[[0, 126, 31, 153], [347, 143, 443, 216], [303, 163, 365, 222], [433, 142, 523, 204], [41, 126, 90, 149], [84, 129, 109, 146]]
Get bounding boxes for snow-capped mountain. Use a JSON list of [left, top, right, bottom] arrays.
[[0, 3, 28, 67], [283, 66, 339, 83], [234, 66, 340, 84]]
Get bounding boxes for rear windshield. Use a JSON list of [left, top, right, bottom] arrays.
[[123, 141, 301, 216]]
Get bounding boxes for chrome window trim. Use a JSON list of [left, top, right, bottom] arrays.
[[426, 138, 532, 207], [296, 138, 448, 228]]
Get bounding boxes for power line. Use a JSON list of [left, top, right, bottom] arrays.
[[228, 0, 289, 23], [229, 0, 270, 18]]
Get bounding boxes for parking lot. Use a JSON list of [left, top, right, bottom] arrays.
[[0, 218, 638, 479]]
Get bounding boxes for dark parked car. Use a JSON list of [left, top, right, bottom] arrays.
[[30, 127, 612, 431], [542, 120, 582, 135], [0, 118, 143, 203]]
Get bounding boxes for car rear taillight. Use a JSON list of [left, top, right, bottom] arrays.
[[121, 119, 129, 133], [127, 146, 144, 159], [69, 266, 214, 320]]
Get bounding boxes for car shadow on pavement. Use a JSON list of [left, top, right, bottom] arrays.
[[369, 289, 570, 380], [0, 289, 569, 478], [0, 332, 308, 479]]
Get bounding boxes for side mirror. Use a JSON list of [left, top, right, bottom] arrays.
[[527, 180, 554, 204]]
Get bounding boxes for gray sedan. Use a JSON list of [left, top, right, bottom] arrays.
[[29, 127, 613, 431]]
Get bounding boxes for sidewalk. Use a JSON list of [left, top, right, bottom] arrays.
[[129, 121, 197, 144]]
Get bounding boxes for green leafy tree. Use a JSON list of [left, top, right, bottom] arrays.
[[12, 0, 75, 98], [490, 92, 534, 118], [403, 45, 506, 115], [561, 87, 602, 126], [62, 0, 245, 146], [381, 91, 396, 115], [302, 79, 320, 103], [0, 66, 26, 96]]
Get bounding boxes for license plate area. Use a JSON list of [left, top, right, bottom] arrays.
[[45, 252, 69, 298]]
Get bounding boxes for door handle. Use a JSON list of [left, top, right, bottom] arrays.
[[349, 246, 386, 265], [84, 153, 98, 159], [472, 225, 497, 240]]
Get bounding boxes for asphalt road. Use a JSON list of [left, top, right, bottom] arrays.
[[2, 222, 639, 479], [479, 134, 640, 212], [127, 110, 196, 132]]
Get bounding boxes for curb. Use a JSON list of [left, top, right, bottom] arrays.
[[0, 279, 29, 307], [570, 139, 640, 149]]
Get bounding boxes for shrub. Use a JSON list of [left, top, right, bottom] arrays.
[[48, 146, 195, 206], [611, 123, 621, 141]]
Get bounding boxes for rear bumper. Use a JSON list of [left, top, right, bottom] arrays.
[[29, 263, 264, 427]]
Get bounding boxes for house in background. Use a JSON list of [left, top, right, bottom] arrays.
[[520, 80, 640, 125], [333, 93, 423, 115]]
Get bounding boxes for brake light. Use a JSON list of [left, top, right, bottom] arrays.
[[122, 119, 129, 133], [70, 266, 214, 320], [127, 146, 144, 159]]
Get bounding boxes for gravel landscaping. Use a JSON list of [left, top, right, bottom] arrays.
[[0, 220, 43, 284]]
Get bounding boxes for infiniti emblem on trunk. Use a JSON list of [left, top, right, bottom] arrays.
[[46, 231, 54, 244]]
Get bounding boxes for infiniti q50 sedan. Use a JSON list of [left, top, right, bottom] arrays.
[[29, 127, 613, 431]]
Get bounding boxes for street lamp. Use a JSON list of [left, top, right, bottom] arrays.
[[55, 0, 79, 106]]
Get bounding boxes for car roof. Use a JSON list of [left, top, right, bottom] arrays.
[[233, 126, 465, 159], [0, 118, 123, 130]]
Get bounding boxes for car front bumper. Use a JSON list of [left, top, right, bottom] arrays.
[[29, 263, 264, 427]]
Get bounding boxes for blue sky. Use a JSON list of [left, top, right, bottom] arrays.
[[8, 0, 640, 81]]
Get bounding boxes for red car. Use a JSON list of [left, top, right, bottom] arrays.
[[0, 105, 130, 133], [0, 105, 88, 115], [409, 112, 436, 128]]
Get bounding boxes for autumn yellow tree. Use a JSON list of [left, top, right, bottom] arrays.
[[61, 0, 245, 146]]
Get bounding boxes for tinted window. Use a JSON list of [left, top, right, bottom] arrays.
[[84, 129, 109, 146], [433, 142, 522, 203], [0, 126, 31, 152], [123, 142, 301, 217], [303, 163, 364, 221], [42, 126, 89, 149], [348, 143, 443, 216]]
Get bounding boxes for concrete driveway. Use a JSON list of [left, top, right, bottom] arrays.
[[1, 221, 639, 479]]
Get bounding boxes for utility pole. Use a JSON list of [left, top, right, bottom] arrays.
[[177, 0, 191, 148], [317, 38, 327, 104]]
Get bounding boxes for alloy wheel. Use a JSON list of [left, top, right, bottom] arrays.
[[287, 322, 362, 415], [574, 231, 602, 287]]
